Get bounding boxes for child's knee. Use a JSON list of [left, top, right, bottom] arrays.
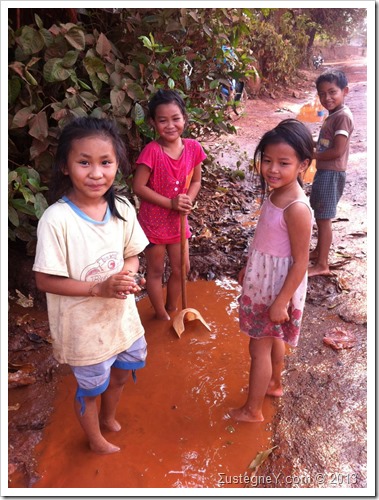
[[110, 367, 130, 387]]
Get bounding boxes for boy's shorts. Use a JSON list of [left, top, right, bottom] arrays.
[[71, 335, 147, 415], [310, 170, 346, 219]]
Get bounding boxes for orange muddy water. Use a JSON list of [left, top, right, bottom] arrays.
[[24, 280, 276, 490]]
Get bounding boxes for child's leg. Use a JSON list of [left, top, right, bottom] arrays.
[[166, 241, 189, 312], [308, 218, 332, 276], [99, 367, 130, 432], [266, 338, 285, 397], [145, 244, 170, 320], [230, 337, 274, 422], [74, 396, 120, 454]]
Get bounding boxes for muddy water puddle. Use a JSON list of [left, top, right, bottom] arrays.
[[16, 280, 275, 490]]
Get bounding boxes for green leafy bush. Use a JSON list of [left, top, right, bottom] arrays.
[[8, 8, 259, 249]]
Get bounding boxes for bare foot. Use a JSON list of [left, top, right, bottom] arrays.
[[154, 312, 171, 321], [266, 382, 283, 397], [89, 438, 121, 455], [308, 263, 332, 277], [100, 418, 122, 432], [229, 407, 264, 423]]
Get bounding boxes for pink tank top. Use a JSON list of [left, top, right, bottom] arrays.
[[252, 196, 311, 258]]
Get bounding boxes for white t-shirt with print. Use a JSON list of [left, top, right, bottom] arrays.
[[33, 196, 149, 366]]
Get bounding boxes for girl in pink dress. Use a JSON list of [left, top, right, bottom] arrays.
[[230, 119, 313, 423], [133, 90, 206, 320]]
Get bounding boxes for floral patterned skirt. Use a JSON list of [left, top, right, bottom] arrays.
[[239, 248, 308, 347]]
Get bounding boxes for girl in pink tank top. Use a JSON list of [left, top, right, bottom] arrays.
[[230, 119, 313, 423]]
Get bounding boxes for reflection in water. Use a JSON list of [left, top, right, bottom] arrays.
[[297, 96, 325, 184], [19, 280, 276, 491], [297, 96, 325, 124]]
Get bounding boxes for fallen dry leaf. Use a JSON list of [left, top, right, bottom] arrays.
[[8, 370, 37, 388], [323, 328, 357, 350], [8, 403, 21, 411], [244, 446, 278, 487], [15, 289, 34, 308]]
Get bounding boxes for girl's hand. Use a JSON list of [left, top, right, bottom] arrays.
[[171, 194, 193, 214], [238, 267, 246, 286], [268, 301, 290, 324], [98, 271, 144, 299]]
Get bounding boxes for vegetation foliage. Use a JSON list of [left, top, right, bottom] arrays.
[[8, 7, 366, 253]]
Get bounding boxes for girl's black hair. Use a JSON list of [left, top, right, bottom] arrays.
[[50, 116, 130, 220], [148, 89, 187, 120], [253, 118, 314, 196]]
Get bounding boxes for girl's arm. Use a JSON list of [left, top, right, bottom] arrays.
[[269, 203, 312, 324], [132, 164, 172, 209], [186, 163, 202, 203], [35, 257, 142, 299]]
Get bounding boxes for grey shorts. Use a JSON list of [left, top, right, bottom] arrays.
[[71, 336, 147, 415], [310, 170, 346, 219]]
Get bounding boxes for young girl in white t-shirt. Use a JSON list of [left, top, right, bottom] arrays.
[[33, 117, 149, 454]]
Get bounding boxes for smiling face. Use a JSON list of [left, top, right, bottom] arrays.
[[63, 135, 118, 204], [260, 142, 308, 191], [317, 80, 348, 114], [151, 102, 186, 144]]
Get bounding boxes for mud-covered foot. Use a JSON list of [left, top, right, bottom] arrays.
[[89, 438, 121, 455], [308, 263, 332, 277], [229, 407, 264, 423], [100, 418, 122, 432], [154, 312, 171, 321], [266, 382, 283, 397]]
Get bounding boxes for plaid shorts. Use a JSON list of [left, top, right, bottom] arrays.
[[310, 170, 346, 219]]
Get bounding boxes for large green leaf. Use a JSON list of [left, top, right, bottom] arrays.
[[19, 186, 36, 204], [8, 171, 19, 184], [96, 33, 112, 57], [83, 54, 107, 75], [168, 78, 175, 89], [62, 51, 79, 68], [17, 26, 45, 55], [24, 70, 38, 86], [11, 106, 35, 129], [89, 73, 102, 95], [79, 91, 98, 108], [30, 138, 50, 160], [132, 103, 145, 126], [64, 27, 86, 51], [110, 89, 126, 109], [28, 111, 49, 141], [34, 193, 49, 219], [43, 58, 72, 82], [8, 205, 20, 227], [125, 82, 145, 101]]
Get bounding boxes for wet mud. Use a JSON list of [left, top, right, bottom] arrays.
[[10, 281, 275, 489]]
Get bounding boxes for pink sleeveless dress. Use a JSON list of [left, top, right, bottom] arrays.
[[239, 195, 312, 347]]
